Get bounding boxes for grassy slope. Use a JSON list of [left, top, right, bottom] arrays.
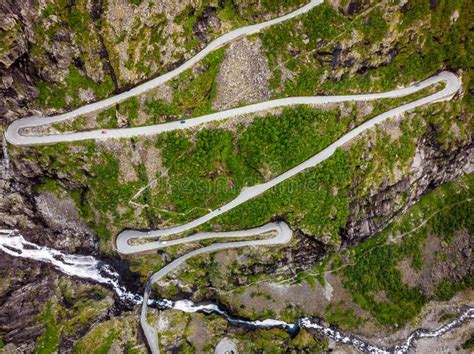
[[7, 1, 473, 350], [30, 0, 308, 110], [340, 173, 473, 327], [16, 0, 470, 256]]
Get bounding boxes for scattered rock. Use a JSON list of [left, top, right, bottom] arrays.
[[78, 87, 95, 103], [213, 38, 270, 111]]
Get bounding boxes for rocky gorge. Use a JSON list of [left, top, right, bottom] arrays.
[[0, 0, 473, 352]]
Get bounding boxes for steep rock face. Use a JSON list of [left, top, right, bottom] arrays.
[[0, 255, 115, 352], [398, 231, 473, 296], [0, 142, 97, 253], [342, 129, 473, 246], [0, 0, 40, 121], [192, 6, 221, 43], [0, 0, 119, 124], [222, 230, 329, 288], [0, 142, 103, 350], [0, 257, 50, 350], [34, 191, 97, 252], [0, 0, 472, 351]]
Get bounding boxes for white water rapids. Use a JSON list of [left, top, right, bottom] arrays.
[[0, 229, 142, 304], [1, 229, 472, 353]]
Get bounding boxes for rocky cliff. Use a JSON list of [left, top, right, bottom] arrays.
[[342, 128, 473, 246], [0, 0, 472, 352]]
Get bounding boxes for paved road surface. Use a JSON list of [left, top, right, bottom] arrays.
[[5, 0, 324, 146], [215, 338, 238, 354], [4, 0, 462, 352], [115, 71, 459, 354], [115, 71, 460, 256], [5, 72, 458, 146], [140, 222, 292, 354]]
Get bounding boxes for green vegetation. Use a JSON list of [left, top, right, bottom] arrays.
[[342, 174, 473, 327], [344, 235, 428, 326], [261, 3, 348, 94], [3, 1, 472, 352], [233, 327, 327, 353], [96, 107, 119, 129], [26, 72, 463, 259], [172, 49, 225, 117], [49, 0, 464, 133], [35, 82, 67, 110], [35, 178, 64, 196], [36, 66, 114, 109], [0, 21, 21, 60], [302, 3, 347, 46], [239, 106, 345, 174], [124, 13, 167, 77], [74, 316, 144, 353], [278, 304, 303, 322], [174, 4, 226, 53], [360, 8, 388, 42], [435, 275, 474, 301], [216, 149, 351, 244], [18, 1, 473, 332], [324, 303, 363, 330], [401, 0, 430, 29], [155, 128, 252, 220], [34, 302, 61, 354], [21, 141, 143, 247], [144, 48, 225, 124], [73, 47, 226, 129], [260, 0, 472, 96], [148, 80, 439, 242], [261, 0, 306, 12], [95, 332, 116, 354], [50, 46, 222, 130], [120, 97, 139, 125], [217, 1, 247, 27], [85, 150, 142, 241], [150, 100, 405, 243], [217, 0, 306, 27], [128, 0, 143, 6], [462, 333, 474, 350], [102, 0, 305, 86], [19, 279, 118, 354], [145, 98, 180, 119], [262, 1, 347, 66], [53, 106, 119, 132], [32, 0, 114, 110]]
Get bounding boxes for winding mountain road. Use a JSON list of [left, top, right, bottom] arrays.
[[115, 70, 459, 354], [4, 0, 463, 353], [113, 71, 460, 254], [5, 71, 459, 146], [5, 0, 324, 146], [140, 222, 292, 353]]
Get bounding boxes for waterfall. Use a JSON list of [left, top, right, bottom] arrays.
[[0, 229, 471, 353], [0, 229, 142, 304]]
